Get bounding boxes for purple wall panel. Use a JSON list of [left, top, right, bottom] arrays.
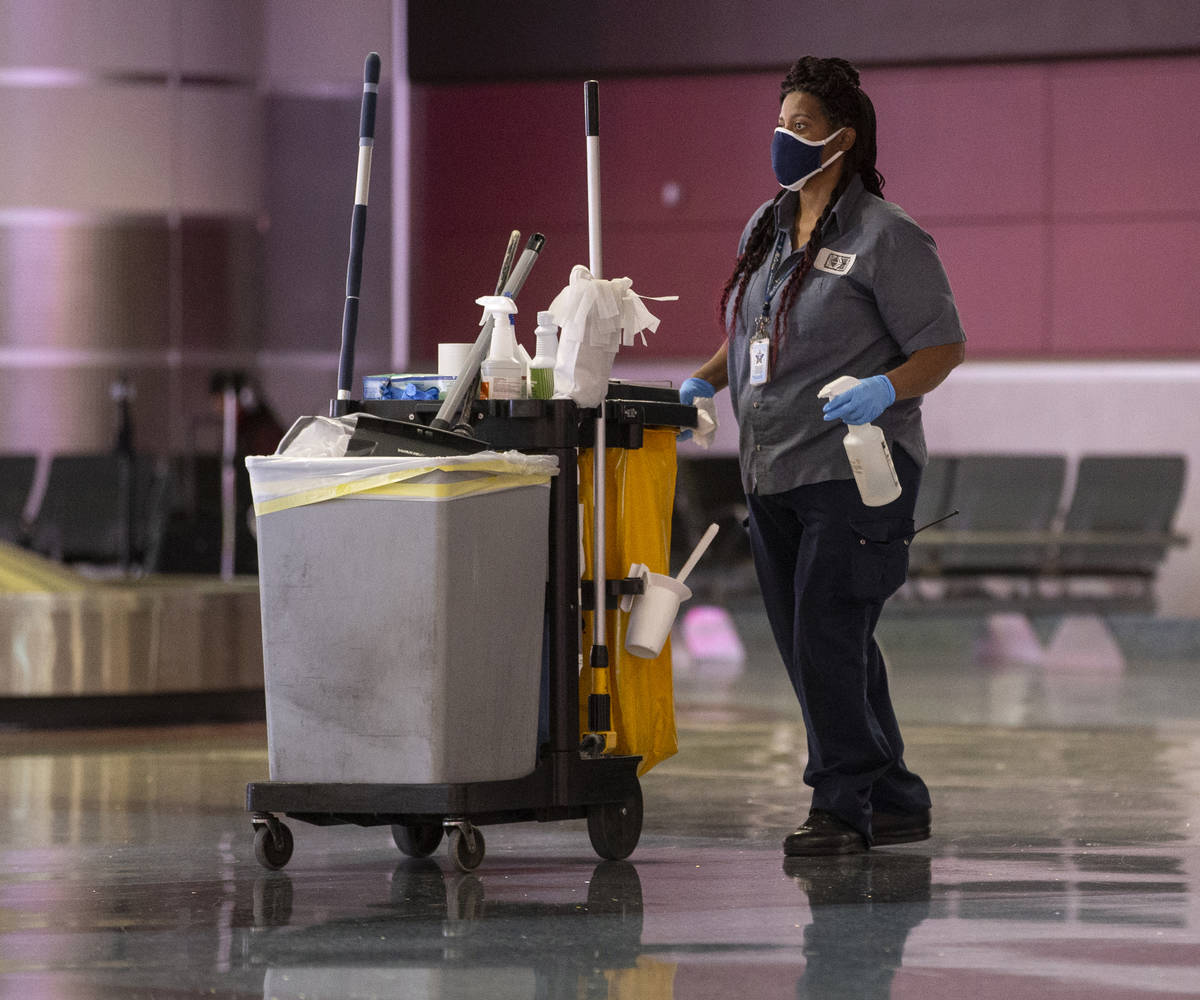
[[598, 74, 778, 227], [409, 57, 1200, 363], [1046, 57, 1200, 355], [408, 0, 1200, 82], [410, 82, 584, 234], [1051, 58, 1200, 216], [1052, 220, 1200, 355], [869, 64, 1051, 221], [409, 82, 586, 365], [931, 223, 1052, 355]]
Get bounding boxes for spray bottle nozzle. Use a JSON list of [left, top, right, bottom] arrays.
[[475, 294, 517, 316], [817, 374, 861, 401], [817, 375, 866, 425]]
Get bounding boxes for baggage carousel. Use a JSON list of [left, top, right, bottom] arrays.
[[0, 542, 264, 727]]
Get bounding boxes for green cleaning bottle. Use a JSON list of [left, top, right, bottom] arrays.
[[530, 311, 559, 400]]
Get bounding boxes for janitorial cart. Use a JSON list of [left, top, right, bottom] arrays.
[[245, 63, 698, 872]]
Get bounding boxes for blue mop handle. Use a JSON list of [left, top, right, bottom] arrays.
[[336, 52, 382, 402]]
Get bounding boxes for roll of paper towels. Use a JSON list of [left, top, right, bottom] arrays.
[[438, 343, 474, 377]]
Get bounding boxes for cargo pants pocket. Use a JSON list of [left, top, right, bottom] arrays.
[[844, 516, 914, 602]]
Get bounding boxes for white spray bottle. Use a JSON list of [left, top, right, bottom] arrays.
[[475, 294, 523, 400], [817, 375, 901, 507]]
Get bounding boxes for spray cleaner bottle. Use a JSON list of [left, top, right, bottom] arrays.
[[475, 294, 523, 400], [530, 311, 559, 400], [817, 375, 901, 506]]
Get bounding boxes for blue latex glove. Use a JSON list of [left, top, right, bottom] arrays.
[[822, 374, 895, 425], [399, 382, 440, 400], [680, 376, 715, 406], [678, 377, 716, 441]]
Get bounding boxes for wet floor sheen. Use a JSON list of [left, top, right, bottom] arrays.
[[3, 612, 1200, 998]]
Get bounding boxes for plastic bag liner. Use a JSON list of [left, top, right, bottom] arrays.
[[246, 452, 559, 516], [578, 428, 678, 775]]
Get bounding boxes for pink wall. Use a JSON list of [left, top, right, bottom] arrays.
[[408, 56, 1200, 364]]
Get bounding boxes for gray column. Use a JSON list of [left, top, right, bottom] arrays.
[[0, 0, 266, 456]]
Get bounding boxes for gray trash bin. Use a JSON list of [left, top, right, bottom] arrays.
[[246, 452, 557, 785]]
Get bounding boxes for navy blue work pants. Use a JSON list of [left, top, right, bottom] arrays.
[[746, 447, 931, 842]]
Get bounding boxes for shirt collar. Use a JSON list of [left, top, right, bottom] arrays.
[[773, 174, 868, 242]]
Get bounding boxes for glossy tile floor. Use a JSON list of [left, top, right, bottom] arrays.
[[3, 606, 1200, 999]]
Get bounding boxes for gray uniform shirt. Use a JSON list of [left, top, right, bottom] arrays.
[[727, 176, 966, 495]]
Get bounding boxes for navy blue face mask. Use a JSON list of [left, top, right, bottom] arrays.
[[771, 126, 847, 191]]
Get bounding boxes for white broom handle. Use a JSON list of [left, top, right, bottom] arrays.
[[586, 80, 608, 651], [586, 80, 602, 280]]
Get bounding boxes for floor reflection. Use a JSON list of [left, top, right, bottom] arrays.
[[784, 855, 932, 1000], [241, 860, 648, 1000], [3, 605, 1200, 998], [245, 855, 938, 1000]]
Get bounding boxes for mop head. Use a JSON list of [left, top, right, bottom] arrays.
[[547, 264, 676, 408]]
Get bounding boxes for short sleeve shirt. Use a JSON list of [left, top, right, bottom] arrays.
[[726, 176, 966, 495]]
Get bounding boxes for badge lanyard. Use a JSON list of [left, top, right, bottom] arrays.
[[749, 231, 801, 386]]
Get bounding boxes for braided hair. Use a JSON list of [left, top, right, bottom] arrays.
[[718, 57, 885, 342]]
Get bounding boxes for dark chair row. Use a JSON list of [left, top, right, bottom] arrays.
[[0, 454, 37, 545], [672, 453, 1188, 612], [0, 452, 259, 574], [672, 455, 756, 601], [907, 453, 1187, 610]]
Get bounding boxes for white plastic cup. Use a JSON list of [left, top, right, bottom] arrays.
[[438, 342, 474, 377], [624, 571, 693, 659]]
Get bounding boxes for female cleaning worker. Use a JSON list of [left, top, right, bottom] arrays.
[[681, 56, 966, 856]]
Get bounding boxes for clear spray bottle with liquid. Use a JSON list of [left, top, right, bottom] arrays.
[[817, 375, 901, 506]]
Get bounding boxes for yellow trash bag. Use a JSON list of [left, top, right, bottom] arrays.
[[599, 956, 678, 999], [578, 427, 678, 775]]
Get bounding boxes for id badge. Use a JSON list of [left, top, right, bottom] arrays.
[[749, 316, 770, 385]]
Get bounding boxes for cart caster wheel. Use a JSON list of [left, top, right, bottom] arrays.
[[254, 821, 294, 870], [587, 783, 643, 861], [448, 825, 485, 872], [392, 822, 444, 858]]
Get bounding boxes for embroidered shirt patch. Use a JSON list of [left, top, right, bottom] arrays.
[[813, 248, 856, 275]]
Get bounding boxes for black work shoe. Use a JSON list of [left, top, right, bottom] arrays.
[[872, 809, 932, 846], [783, 810, 868, 856]]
